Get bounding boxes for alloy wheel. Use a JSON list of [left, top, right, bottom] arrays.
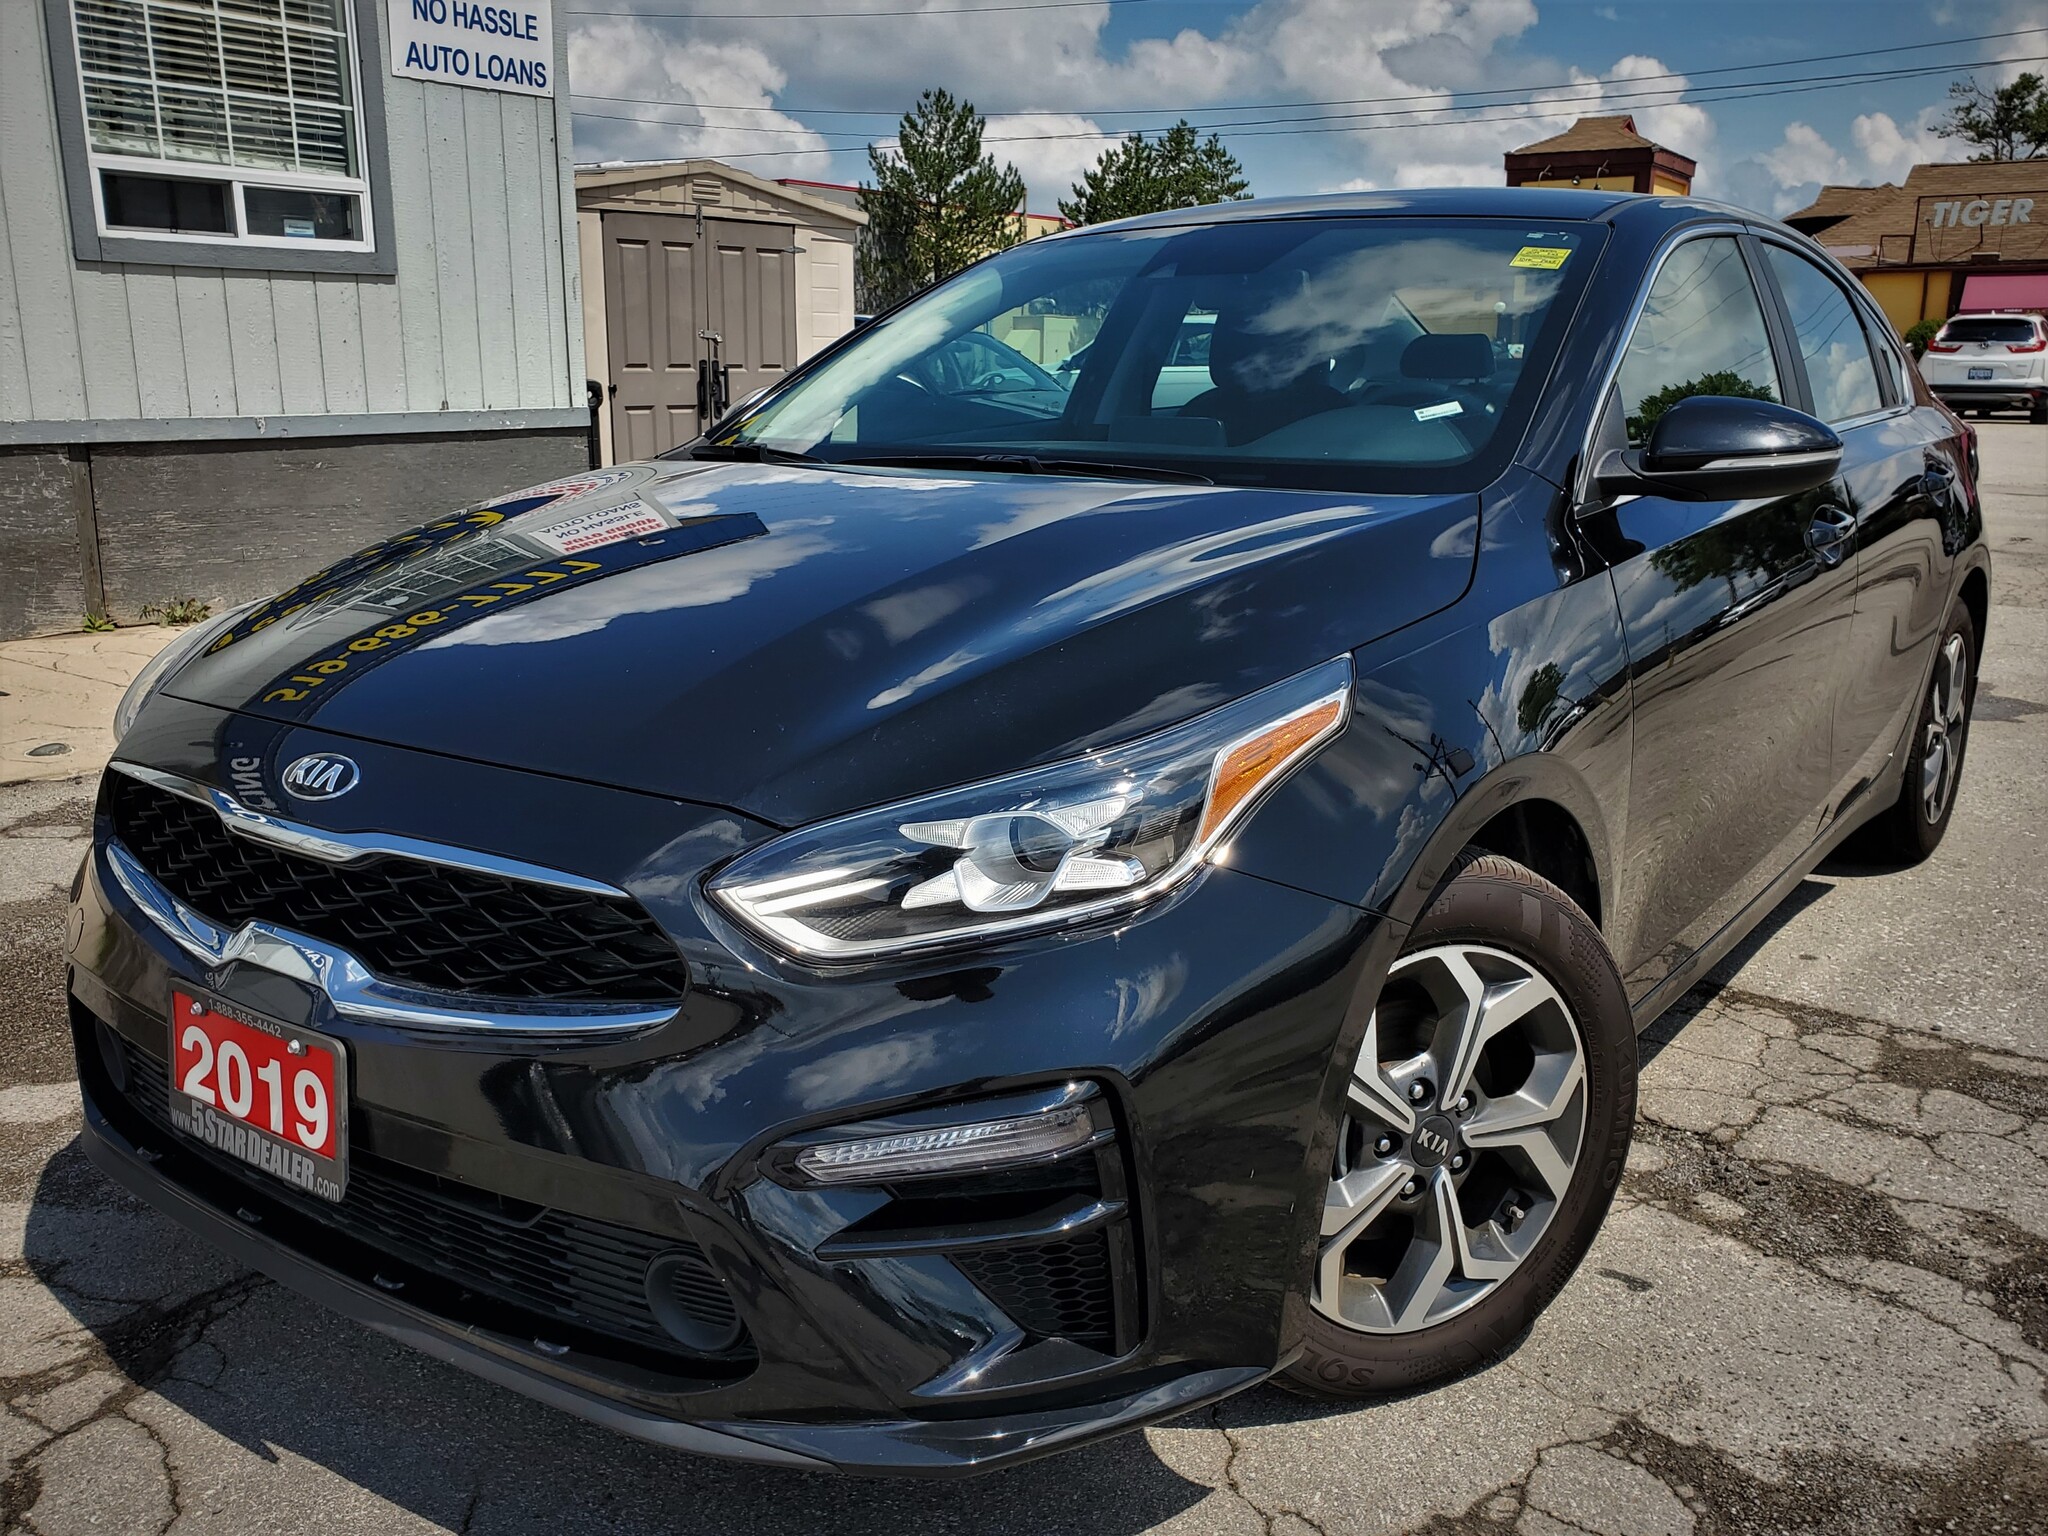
[[1313, 943, 1587, 1335], [1921, 632, 1970, 825]]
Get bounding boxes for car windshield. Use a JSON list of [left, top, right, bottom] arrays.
[[1939, 317, 2038, 344], [706, 216, 1605, 493]]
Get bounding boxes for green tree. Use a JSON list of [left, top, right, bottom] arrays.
[[857, 89, 1026, 311], [1059, 120, 1251, 226], [1515, 662, 1567, 738], [1628, 369, 1777, 443], [1936, 71, 2048, 162]]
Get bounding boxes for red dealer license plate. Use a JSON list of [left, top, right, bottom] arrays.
[[169, 988, 348, 1202]]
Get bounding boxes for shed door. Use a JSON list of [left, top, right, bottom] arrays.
[[704, 218, 798, 412], [601, 212, 797, 460], [603, 211, 702, 460]]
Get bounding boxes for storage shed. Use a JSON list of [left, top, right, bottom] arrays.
[[576, 161, 866, 463]]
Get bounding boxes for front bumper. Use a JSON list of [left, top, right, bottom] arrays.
[[68, 705, 1394, 1475]]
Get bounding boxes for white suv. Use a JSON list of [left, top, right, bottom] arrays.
[[1919, 311, 2048, 423]]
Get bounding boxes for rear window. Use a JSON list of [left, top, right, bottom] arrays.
[[1938, 317, 2040, 344]]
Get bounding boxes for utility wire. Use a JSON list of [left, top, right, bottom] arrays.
[[564, 23, 2046, 119], [566, 0, 1176, 18], [568, 50, 2046, 154], [573, 54, 2023, 141]]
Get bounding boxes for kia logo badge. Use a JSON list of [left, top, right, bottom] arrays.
[[280, 753, 359, 800]]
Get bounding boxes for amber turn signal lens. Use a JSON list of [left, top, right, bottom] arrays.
[[1198, 698, 1346, 845]]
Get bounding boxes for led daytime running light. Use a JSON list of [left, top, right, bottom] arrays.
[[794, 1105, 1094, 1182]]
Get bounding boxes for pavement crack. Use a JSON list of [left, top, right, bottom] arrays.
[[1205, 1405, 1330, 1536], [0, 1273, 264, 1533]]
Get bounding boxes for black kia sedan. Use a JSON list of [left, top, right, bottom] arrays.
[[69, 188, 1988, 1476]]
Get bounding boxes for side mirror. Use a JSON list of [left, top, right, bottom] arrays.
[[1596, 395, 1842, 502]]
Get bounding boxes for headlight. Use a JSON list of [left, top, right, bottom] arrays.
[[709, 656, 1352, 961], [112, 602, 258, 741]]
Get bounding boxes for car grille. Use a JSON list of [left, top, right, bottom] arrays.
[[106, 772, 688, 1005], [954, 1231, 1117, 1349], [105, 1028, 747, 1364]]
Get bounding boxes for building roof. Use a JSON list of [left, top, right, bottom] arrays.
[[1509, 115, 1658, 157], [575, 159, 867, 226], [1786, 159, 2047, 270]]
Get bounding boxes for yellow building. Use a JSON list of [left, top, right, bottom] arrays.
[[1786, 161, 2048, 334], [1503, 115, 1696, 196]]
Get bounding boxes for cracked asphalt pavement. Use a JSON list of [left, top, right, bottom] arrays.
[[3, 422, 2043, 1535]]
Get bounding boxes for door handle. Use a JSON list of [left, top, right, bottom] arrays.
[[1805, 505, 1856, 567]]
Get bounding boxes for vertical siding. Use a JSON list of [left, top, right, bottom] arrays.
[[0, 0, 87, 419], [2, 0, 577, 427], [174, 271, 237, 415]]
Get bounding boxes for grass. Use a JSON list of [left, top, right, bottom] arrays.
[[139, 598, 212, 625]]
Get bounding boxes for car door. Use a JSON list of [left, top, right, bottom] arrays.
[[1589, 233, 1861, 1002], [1755, 239, 1957, 818]]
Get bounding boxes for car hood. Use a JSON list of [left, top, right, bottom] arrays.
[[160, 459, 1478, 826]]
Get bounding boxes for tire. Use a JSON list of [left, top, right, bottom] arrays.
[[1855, 604, 1978, 863], [2030, 397, 2046, 425], [1284, 852, 1636, 1398]]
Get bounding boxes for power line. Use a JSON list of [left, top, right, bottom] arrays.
[[572, 54, 2010, 142], [564, 23, 2046, 120], [565, 0, 1177, 19], [568, 50, 2043, 154]]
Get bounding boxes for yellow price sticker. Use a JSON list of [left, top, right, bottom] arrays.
[[1510, 245, 1573, 270]]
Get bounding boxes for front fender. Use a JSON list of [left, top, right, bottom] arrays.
[[1224, 477, 1634, 942]]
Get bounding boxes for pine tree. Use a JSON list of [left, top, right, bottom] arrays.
[[1060, 120, 1251, 226], [857, 90, 1026, 311], [1936, 72, 2048, 162]]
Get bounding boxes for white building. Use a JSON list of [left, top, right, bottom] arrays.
[[1, 0, 590, 640]]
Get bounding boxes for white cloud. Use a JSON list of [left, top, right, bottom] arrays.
[[1740, 106, 1957, 216], [1852, 108, 1948, 184], [567, 21, 831, 175], [563, 2, 1727, 203], [979, 113, 1121, 210]]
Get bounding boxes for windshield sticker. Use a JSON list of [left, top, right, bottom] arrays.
[[1510, 246, 1573, 270], [528, 499, 671, 555], [1414, 401, 1464, 421]]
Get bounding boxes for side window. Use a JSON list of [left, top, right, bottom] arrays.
[[1762, 246, 1885, 423], [1614, 237, 1782, 445]]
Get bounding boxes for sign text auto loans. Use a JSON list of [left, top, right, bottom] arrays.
[[402, 0, 548, 89]]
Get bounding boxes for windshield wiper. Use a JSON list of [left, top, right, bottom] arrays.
[[686, 442, 828, 467], [841, 452, 1212, 486]]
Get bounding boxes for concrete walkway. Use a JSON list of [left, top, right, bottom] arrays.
[[0, 626, 181, 786]]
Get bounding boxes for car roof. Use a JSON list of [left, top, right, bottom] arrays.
[[1061, 186, 1733, 236], [1942, 311, 2042, 320]]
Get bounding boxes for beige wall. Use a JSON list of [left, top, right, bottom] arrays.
[[1520, 174, 1639, 192], [1860, 270, 1954, 334]]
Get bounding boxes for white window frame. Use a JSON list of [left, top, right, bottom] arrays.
[[50, 0, 389, 265]]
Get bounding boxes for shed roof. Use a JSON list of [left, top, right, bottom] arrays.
[[575, 159, 866, 226]]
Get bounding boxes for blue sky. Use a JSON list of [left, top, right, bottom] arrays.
[[563, 0, 2045, 217]]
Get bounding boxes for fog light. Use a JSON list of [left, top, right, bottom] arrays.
[[795, 1104, 1094, 1183]]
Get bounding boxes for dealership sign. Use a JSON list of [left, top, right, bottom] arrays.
[[1924, 196, 2035, 229], [388, 0, 554, 98]]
